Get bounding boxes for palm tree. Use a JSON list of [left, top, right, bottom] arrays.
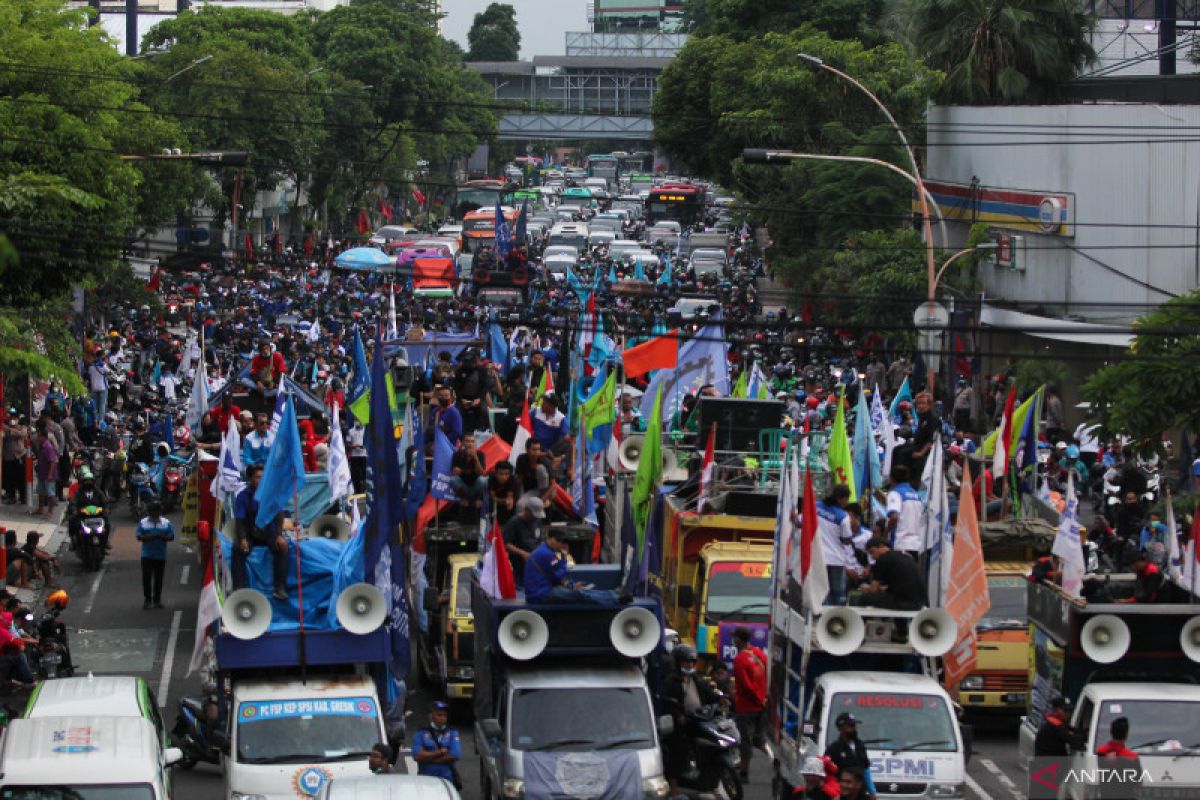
[[889, 0, 1096, 104]]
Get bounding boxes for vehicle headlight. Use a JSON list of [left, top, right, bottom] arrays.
[[959, 676, 984, 691], [502, 778, 524, 798], [643, 775, 669, 798], [231, 794, 267, 800], [930, 783, 966, 798], [452, 666, 474, 680]]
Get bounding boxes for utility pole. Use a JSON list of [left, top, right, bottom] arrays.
[[1160, 0, 1177, 75], [125, 0, 137, 56]]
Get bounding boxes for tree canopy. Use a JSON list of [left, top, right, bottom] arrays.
[[681, 0, 886, 42], [466, 3, 520, 62]]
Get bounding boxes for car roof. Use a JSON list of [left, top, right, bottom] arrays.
[[26, 676, 146, 719], [0, 716, 162, 786], [323, 775, 460, 800], [816, 671, 949, 694], [507, 663, 645, 689], [233, 676, 376, 701], [1080, 682, 1200, 701]]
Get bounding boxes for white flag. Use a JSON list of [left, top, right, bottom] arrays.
[[1165, 489, 1183, 581], [921, 439, 954, 606], [327, 404, 353, 503], [1051, 472, 1085, 598], [214, 416, 245, 501], [306, 317, 321, 344], [387, 283, 399, 340], [184, 344, 209, 433]]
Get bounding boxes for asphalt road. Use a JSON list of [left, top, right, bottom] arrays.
[[41, 499, 1026, 800]]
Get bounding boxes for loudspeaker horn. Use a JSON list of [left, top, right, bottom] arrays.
[[619, 435, 644, 472], [335, 583, 388, 635], [221, 589, 272, 640], [310, 514, 350, 542], [609, 607, 661, 658], [498, 609, 549, 661], [815, 608, 865, 656], [910, 608, 958, 657], [1081, 614, 1130, 664], [1181, 617, 1200, 663], [662, 449, 688, 483]]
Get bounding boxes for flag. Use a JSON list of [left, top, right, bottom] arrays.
[[532, 366, 553, 407], [607, 263, 617, 284], [411, 186, 426, 206], [1051, 473, 1085, 598], [869, 385, 885, 431], [747, 362, 768, 400], [306, 317, 321, 345], [582, 366, 617, 454], [327, 404, 353, 503], [511, 395, 534, 464], [633, 259, 646, 281], [254, 395, 305, 529], [494, 200, 513, 259], [146, 266, 161, 292], [514, 200, 528, 244], [348, 327, 371, 424], [639, 319, 729, 425], [852, 388, 882, 497], [479, 520, 516, 600], [379, 196, 393, 222], [800, 467, 828, 610], [621, 331, 678, 378], [921, 438, 953, 606], [827, 389, 856, 501], [942, 460, 990, 689], [214, 416, 244, 501], [572, 422, 597, 528], [697, 423, 715, 512], [731, 369, 748, 399], [244, 233, 254, 260], [267, 384, 288, 441], [186, 552, 221, 675], [1165, 488, 1183, 581], [362, 327, 409, 675], [990, 384, 1017, 476], [429, 428, 457, 501], [488, 323, 508, 369], [632, 387, 664, 558], [656, 256, 673, 288], [184, 344, 209, 433], [387, 286, 398, 340], [889, 376, 912, 422], [356, 209, 371, 235], [404, 405, 426, 523]]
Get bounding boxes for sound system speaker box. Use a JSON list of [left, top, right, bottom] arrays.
[[697, 397, 785, 452], [724, 492, 778, 518]]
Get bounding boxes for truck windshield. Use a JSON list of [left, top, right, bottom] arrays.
[[1097, 700, 1200, 753], [1, 787, 154, 799], [830, 693, 957, 752], [706, 562, 771, 620], [236, 697, 379, 764], [981, 576, 1026, 626], [454, 570, 473, 617], [511, 687, 654, 752]]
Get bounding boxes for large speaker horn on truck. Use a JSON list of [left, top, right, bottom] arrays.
[[498, 609, 549, 661], [310, 514, 351, 542], [221, 589, 272, 640], [609, 607, 661, 658], [335, 583, 387, 635], [619, 435, 644, 472], [1080, 614, 1130, 664], [815, 608, 865, 656], [910, 608, 958, 657], [1181, 617, 1200, 663]]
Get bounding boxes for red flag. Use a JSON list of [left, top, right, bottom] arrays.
[[621, 330, 678, 378], [697, 423, 715, 513], [244, 233, 254, 261], [411, 187, 426, 206], [481, 520, 517, 599], [356, 209, 371, 235], [272, 231, 281, 255], [303, 234, 314, 256], [145, 266, 161, 292], [380, 197, 394, 222], [799, 470, 828, 608], [992, 384, 1017, 477]]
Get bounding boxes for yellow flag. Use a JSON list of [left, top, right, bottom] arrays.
[[828, 388, 857, 502]]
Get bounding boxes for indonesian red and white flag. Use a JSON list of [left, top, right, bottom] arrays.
[[992, 384, 1017, 478], [697, 423, 716, 513], [800, 467, 829, 611], [511, 394, 534, 462], [480, 520, 517, 600], [187, 553, 222, 675]]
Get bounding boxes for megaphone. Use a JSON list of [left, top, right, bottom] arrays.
[[498, 609, 549, 661], [609, 607, 661, 658], [619, 435, 644, 472], [910, 608, 958, 657], [221, 589, 271, 640], [1181, 617, 1200, 663], [815, 608, 865, 656], [1080, 614, 1130, 664], [310, 514, 350, 542], [335, 583, 387, 635], [662, 449, 688, 483]]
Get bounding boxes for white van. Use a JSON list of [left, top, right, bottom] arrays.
[[0, 715, 183, 799], [548, 222, 589, 253], [318, 774, 461, 799], [804, 672, 969, 799]]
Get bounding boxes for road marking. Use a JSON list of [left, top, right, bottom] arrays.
[[83, 564, 107, 614], [965, 773, 994, 800], [180, 564, 190, 586], [978, 757, 1025, 800], [158, 610, 182, 705]]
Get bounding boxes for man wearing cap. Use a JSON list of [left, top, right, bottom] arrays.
[[1034, 696, 1075, 756], [411, 701, 461, 787], [825, 713, 876, 797], [524, 529, 625, 605], [502, 496, 544, 587]]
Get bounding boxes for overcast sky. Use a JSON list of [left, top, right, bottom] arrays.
[[443, 0, 589, 59]]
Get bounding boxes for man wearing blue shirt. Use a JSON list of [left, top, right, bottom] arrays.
[[135, 501, 174, 610], [430, 386, 462, 448], [524, 530, 625, 605], [411, 701, 461, 785], [232, 464, 290, 600], [242, 414, 273, 467]]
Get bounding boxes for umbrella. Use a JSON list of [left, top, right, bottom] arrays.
[[334, 247, 394, 272]]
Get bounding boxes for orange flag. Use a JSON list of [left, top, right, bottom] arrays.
[[621, 330, 678, 377]]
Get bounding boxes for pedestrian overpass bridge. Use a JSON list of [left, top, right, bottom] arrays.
[[496, 113, 654, 141]]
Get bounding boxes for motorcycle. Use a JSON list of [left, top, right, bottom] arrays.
[[170, 696, 223, 769], [675, 703, 742, 800], [129, 461, 158, 518], [75, 505, 107, 571], [160, 453, 192, 512], [29, 599, 74, 680]]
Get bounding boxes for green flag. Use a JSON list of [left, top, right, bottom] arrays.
[[581, 368, 617, 439], [348, 371, 400, 427], [632, 386, 664, 558], [731, 369, 747, 398], [827, 387, 857, 502]]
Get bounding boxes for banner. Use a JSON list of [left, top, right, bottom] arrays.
[[942, 461, 990, 689], [639, 320, 729, 425], [180, 469, 200, 547], [429, 428, 457, 501]]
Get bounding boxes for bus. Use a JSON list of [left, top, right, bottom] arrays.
[[452, 180, 516, 221], [586, 154, 619, 187], [461, 206, 519, 255], [628, 173, 655, 194], [617, 152, 652, 177], [645, 182, 705, 226]]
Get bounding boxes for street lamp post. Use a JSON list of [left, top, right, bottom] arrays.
[[164, 54, 212, 83]]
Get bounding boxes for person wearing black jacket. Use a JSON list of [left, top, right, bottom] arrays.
[[1033, 696, 1075, 756], [825, 714, 873, 790], [661, 645, 721, 796]]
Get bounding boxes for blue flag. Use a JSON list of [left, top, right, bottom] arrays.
[[639, 319, 729, 426], [494, 200, 513, 259], [656, 256, 673, 287], [488, 323, 508, 370], [852, 389, 883, 495], [363, 327, 409, 676], [348, 327, 371, 422], [404, 403, 426, 523], [607, 263, 617, 284], [429, 428, 457, 501], [254, 395, 305, 529], [566, 267, 589, 305], [514, 200, 528, 244], [889, 376, 912, 423], [633, 259, 646, 281]]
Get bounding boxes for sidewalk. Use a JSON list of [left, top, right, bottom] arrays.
[[0, 502, 68, 607]]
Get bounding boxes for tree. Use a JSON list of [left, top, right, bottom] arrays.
[[1084, 289, 1200, 448], [682, 0, 885, 42], [466, 3, 520, 62], [888, 0, 1096, 104]]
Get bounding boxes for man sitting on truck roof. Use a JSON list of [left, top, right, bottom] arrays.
[[1119, 551, 1165, 604], [524, 529, 627, 605], [856, 538, 927, 611], [232, 463, 290, 601]]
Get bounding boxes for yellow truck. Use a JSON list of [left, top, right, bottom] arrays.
[[661, 497, 775, 666], [955, 561, 1031, 713]]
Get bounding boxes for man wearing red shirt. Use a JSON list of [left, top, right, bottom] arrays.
[[731, 626, 767, 781], [1096, 717, 1142, 799], [211, 393, 241, 434], [247, 340, 286, 398]]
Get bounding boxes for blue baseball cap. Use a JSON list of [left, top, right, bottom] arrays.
[[431, 701, 450, 711]]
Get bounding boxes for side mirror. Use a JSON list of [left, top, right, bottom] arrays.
[[676, 586, 694, 609], [960, 723, 974, 763], [423, 587, 441, 613], [163, 747, 185, 768], [657, 714, 674, 737], [481, 718, 503, 740]]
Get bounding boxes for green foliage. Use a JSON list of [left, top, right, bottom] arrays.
[[1012, 358, 1070, 397], [466, 3, 520, 62], [682, 0, 886, 42], [1084, 289, 1200, 446], [888, 0, 1096, 104]]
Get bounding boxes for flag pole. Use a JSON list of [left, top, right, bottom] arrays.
[[293, 473, 306, 684]]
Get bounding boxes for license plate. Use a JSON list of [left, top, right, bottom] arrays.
[[43, 653, 61, 664], [1004, 693, 1025, 704]]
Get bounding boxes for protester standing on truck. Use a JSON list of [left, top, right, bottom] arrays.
[[885, 466, 923, 561], [232, 463, 290, 600], [731, 626, 767, 782], [816, 485, 854, 605]]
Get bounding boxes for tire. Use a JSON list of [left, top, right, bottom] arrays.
[[512, 266, 530, 286], [719, 764, 743, 800], [479, 759, 495, 800], [473, 267, 491, 286]]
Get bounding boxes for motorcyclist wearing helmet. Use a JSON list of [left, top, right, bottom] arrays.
[[661, 644, 722, 795], [68, 468, 111, 553]]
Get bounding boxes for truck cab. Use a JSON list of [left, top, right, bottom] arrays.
[[954, 563, 1030, 714], [424, 552, 478, 704]]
